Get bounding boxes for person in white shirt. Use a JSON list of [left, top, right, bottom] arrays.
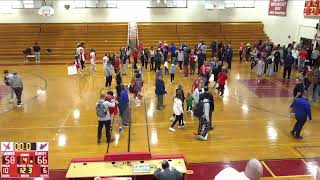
[[193, 86, 201, 105], [3, 70, 14, 103], [291, 48, 299, 68], [177, 49, 184, 71], [90, 49, 96, 74], [126, 45, 131, 64], [102, 53, 109, 69], [77, 42, 86, 70], [215, 158, 263, 180], [169, 91, 184, 131], [150, 47, 156, 70]]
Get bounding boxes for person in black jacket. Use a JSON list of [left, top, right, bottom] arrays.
[[274, 49, 281, 72], [199, 87, 214, 130], [283, 52, 295, 79], [153, 160, 183, 180], [155, 76, 166, 111]]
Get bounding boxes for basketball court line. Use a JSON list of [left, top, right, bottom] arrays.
[[261, 161, 276, 177], [143, 98, 151, 153]]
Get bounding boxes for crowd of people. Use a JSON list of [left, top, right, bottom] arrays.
[[72, 38, 320, 144]]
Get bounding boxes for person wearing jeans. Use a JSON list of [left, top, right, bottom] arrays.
[[155, 76, 166, 111], [283, 52, 295, 79], [105, 61, 113, 88], [169, 91, 184, 131], [197, 98, 210, 141], [96, 93, 116, 144], [290, 96, 312, 139], [33, 42, 41, 63], [312, 67, 320, 103], [9, 70, 23, 107]]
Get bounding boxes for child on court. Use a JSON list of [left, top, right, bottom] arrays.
[[186, 92, 194, 117], [256, 58, 265, 83], [164, 61, 169, 75], [217, 68, 228, 96], [90, 49, 96, 74], [169, 90, 184, 132], [170, 63, 176, 84]]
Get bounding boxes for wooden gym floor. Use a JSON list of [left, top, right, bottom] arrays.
[[0, 60, 320, 179]]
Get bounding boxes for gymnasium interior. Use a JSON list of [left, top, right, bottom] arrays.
[[0, 0, 320, 179]]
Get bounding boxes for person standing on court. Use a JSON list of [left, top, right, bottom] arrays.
[[290, 95, 312, 140], [283, 52, 295, 79], [3, 70, 14, 103], [105, 60, 113, 88], [177, 49, 184, 72], [155, 48, 163, 71], [119, 86, 130, 127], [170, 43, 177, 61], [225, 44, 233, 69], [211, 40, 217, 57], [273, 47, 281, 72], [120, 48, 127, 75], [169, 90, 184, 131], [199, 86, 214, 130], [150, 47, 155, 70], [33, 42, 41, 63], [96, 93, 117, 144], [9, 70, 23, 107], [312, 66, 320, 103], [200, 42, 207, 61], [133, 48, 138, 70], [155, 75, 166, 111]]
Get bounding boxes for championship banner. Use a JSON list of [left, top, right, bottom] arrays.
[[304, 0, 320, 16], [268, 0, 288, 16]]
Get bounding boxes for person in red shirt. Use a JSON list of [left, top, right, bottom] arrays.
[[217, 68, 228, 96], [298, 47, 308, 69], [133, 48, 138, 69], [114, 55, 120, 74], [104, 91, 119, 117]]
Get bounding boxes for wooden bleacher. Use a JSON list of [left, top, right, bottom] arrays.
[[0, 23, 128, 64], [138, 23, 179, 49], [0, 22, 268, 64], [138, 22, 269, 53]]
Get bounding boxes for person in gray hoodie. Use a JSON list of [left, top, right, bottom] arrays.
[[10, 70, 23, 107], [105, 61, 113, 88]]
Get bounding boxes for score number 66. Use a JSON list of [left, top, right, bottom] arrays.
[[36, 156, 48, 165]]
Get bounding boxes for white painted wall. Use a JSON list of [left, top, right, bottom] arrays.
[[0, 0, 318, 45]]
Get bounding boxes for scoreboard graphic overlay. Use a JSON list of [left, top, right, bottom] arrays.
[[304, 0, 320, 16], [1, 142, 49, 178]]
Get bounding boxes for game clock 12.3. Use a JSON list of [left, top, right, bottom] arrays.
[[17, 167, 33, 174]]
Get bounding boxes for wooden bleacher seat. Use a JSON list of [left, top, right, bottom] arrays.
[[137, 22, 269, 56], [0, 23, 128, 64]]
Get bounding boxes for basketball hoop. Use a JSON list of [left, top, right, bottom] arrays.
[[38, 6, 54, 17]]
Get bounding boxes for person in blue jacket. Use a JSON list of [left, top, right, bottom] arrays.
[[290, 96, 312, 139], [170, 43, 177, 60], [155, 75, 166, 111]]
